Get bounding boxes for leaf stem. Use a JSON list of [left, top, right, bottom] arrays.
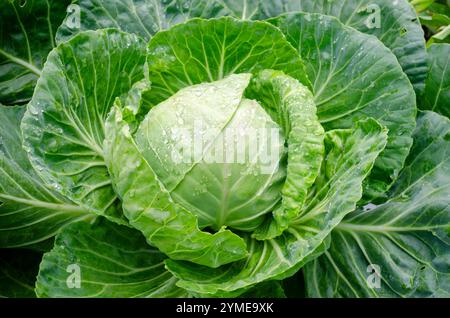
[[0, 48, 42, 76]]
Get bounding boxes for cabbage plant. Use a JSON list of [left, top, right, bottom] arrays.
[[0, 0, 449, 298]]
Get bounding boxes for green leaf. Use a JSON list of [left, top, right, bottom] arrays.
[[269, 12, 417, 200], [35, 220, 188, 297], [55, 1, 428, 96], [304, 111, 450, 298], [21, 29, 148, 225], [410, 0, 437, 12], [418, 2, 450, 32], [0, 0, 71, 105], [104, 105, 248, 268], [430, 25, 450, 42], [165, 118, 388, 297], [55, 0, 262, 43], [145, 17, 310, 106], [420, 13, 450, 31], [239, 281, 286, 298], [0, 105, 90, 248], [258, 0, 428, 95], [282, 270, 306, 298], [420, 44, 450, 118], [0, 249, 42, 298], [246, 70, 325, 239], [22, 238, 55, 253]]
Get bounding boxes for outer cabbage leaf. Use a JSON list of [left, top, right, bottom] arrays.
[[0, 105, 90, 248], [55, 0, 262, 43], [420, 44, 450, 118], [269, 12, 417, 200], [35, 220, 188, 297], [0, 249, 42, 298], [104, 105, 248, 268], [304, 111, 450, 298], [22, 238, 55, 253], [21, 29, 148, 225], [55, 0, 427, 96], [258, 0, 427, 95], [0, 0, 71, 105], [239, 281, 286, 298], [281, 270, 306, 298], [165, 118, 388, 296], [145, 17, 310, 106]]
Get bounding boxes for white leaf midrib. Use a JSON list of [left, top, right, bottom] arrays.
[[0, 193, 85, 214]]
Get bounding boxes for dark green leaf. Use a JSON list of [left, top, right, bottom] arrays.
[[0, 0, 71, 104], [304, 111, 450, 298], [420, 44, 450, 118], [0, 105, 90, 248], [21, 29, 148, 225], [240, 281, 286, 298], [269, 12, 417, 200], [36, 220, 188, 297], [0, 249, 42, 298], [258, 0, 427, 95], [55, 0, 428, 95]]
